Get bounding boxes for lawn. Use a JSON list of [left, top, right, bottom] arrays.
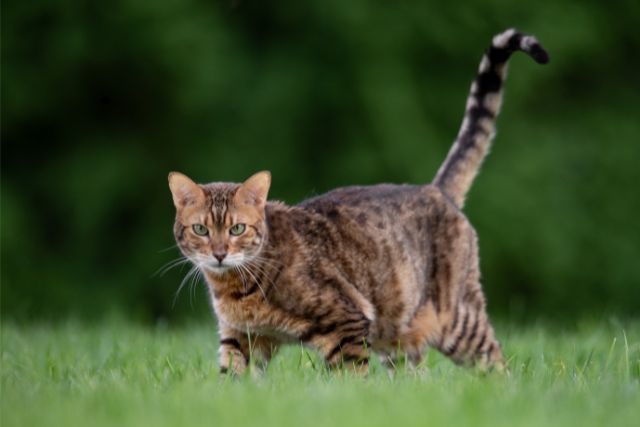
[[2, 318, 639, 427]]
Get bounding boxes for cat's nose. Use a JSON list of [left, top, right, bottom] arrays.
[[213, 252, 227, 264]]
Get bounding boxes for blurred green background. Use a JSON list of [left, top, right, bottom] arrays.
[[2, 0, 639, 324]]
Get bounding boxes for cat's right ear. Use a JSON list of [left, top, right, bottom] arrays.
[[168, 172, 205, 209], [235, 171, 271, 209]]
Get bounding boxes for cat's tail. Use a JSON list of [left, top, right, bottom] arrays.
[[432, 29, 549, 208]]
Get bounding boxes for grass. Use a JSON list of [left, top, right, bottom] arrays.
[[2, 318, 639, 427]]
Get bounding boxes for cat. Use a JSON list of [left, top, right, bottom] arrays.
[[168, 28, 549, 375]]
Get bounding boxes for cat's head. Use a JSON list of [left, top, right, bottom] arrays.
[[168, 171, 271, 275]]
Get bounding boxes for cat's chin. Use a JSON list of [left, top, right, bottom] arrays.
[[202, 265, 231, 276]]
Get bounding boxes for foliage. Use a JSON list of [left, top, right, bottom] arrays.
[[2, 0, 640, 321]]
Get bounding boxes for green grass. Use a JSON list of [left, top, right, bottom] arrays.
[[2, 318, 639, 427]]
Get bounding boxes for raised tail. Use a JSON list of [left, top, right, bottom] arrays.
[[432, 29, 549, 208]]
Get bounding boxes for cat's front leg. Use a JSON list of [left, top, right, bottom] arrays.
[[218, 322, 280, 375], [217, 324, 250, 375]]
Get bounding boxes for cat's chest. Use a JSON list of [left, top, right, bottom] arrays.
[[204, 275, 268, 328], [212, 293, 266, 330], [205, 275, 310, 337], [209, 289, 308, 339]]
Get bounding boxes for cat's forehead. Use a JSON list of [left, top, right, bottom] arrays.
[[201, 181, 267, 226], [201, 182, 241, 208], [197, 182, 236, 221]]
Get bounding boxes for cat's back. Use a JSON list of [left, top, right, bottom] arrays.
[[300, 183, 420, 210], [298, 183, 459, 224], [289, 183, 469, 264]]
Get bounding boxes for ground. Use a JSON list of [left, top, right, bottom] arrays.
[[2, 318, 638, 427]]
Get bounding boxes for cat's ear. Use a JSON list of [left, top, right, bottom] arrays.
[[235, 171, 271, 208], [168, 172, 205, 209]]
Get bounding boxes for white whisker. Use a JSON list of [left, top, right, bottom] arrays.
[[250, 254, 283, 268], [188, 266, 204, 308], [244, 257, 280, 294], [158, 244, 179, 253], [172, 264, 200, 309], [233, 266, 249, 294], [153, 256, 191, 278], [239, 263, 268, 302]]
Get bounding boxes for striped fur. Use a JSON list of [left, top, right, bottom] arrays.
[[433, 29, 549, 208], [168, 29, 548, 375]]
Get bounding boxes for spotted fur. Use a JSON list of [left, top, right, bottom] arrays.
[[168, 29, 548, 374]]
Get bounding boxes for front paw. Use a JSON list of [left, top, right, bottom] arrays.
[[219, 349, 248, 376]]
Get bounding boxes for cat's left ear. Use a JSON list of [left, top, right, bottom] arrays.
[[235, 171, 271, 208]]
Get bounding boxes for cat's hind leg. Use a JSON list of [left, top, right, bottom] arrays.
[[395, 300, 442, 370], [435, 294, 504, 370]]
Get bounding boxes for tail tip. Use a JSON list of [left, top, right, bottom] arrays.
[[529, 43, 550, 64], [495, 29, 550, 65]]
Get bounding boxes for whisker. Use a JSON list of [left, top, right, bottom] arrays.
[[189, 266, 204, 308], [152, 256, 191, 278], [244, 258, 280, 294], [246, 257, 283, 290], [233, 266, 248, 294], [250, 255, 283, 268], [239, 264, 268, 302], [158, 244, 179, 253], [172, 264, 199, 309]]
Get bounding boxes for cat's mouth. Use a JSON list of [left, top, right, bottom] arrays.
[[202, 263, 231, 275], [191, 254, 248, 275]]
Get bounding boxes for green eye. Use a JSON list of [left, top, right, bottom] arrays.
[[192, 224, 208, 236], [229, 223, 246, 236]]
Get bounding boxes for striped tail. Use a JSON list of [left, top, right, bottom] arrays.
[[433, 29, 549, 208]]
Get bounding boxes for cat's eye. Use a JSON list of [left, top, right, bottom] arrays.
[[229, 223, 246, 236], [192, 224, 208, 236]]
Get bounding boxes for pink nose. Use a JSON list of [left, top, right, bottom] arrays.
[[213, 252, 226, 263]]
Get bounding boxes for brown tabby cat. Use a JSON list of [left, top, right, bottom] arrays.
[[168, 29, 548, 374]]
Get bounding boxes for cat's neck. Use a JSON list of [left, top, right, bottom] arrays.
[[203, 269, 244, 299]]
